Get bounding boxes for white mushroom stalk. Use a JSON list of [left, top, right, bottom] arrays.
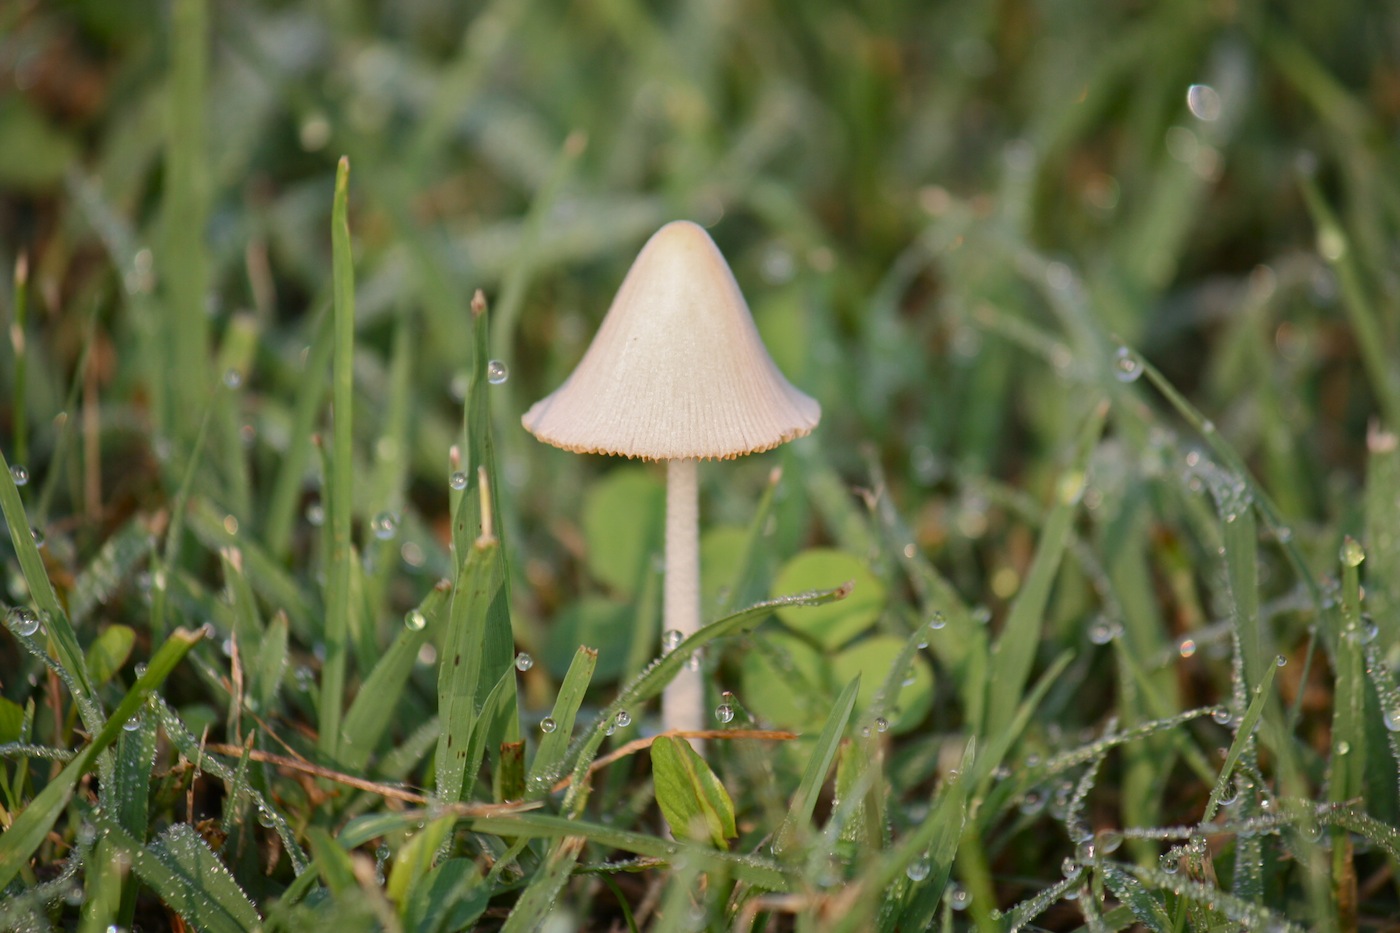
[[522, 220, 820, 749]]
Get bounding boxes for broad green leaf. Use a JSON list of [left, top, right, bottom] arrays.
[[740, 632, 830, 733], [773, 548, 884, 649], [831, 635, 934, 734], [85, 625, 136, 688], [652, 735, 737, 848], [543, 597, 629, 682], [582, 465, 664, 596]]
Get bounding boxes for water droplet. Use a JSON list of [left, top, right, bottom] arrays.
[[902, 669, 917, 686], [875, 716, 889, 733], [1211, 706, 1232, 725], [449, 471, 468, 490], [294, 666, 315, 691], [371, 511, 400, 540], [123, 715, 141, 732], [1384, 708, 1400, 732], [1179, 638, 1198, 658], [515, 652, 533, 672], [404, 609, 426, 632], [1113, 346, 1143, 382], [662, 630, 683, 652], [7, 607, 40, 637], [685, 650, 702, 672], [487, 360, 509, 384], [1340, 537, 1365, 568], [715, 703, 734, 724], [1275, 654, 1287, 667], [1160, 853, 1179, 873], [1098, 830, 1123, 854], [948, 884, 971, 910], [1018, 790, 1045, 815], [9, 465, 29, 486], [1062, 856, 1078, 875], [971, 606, 992, 626], [1201, 420, 1216, 434], [30, 526, 44, 547], [223, 369, 243, 389], [615, 709, 632, 729], [905, 857, 930, 881], [257, 807, 276, 827], [1088, 617, 1119, 645], [928, 611, 947, 631], [1337, 740, 1351, 755], [134, 662, 148, 677], [1186, 83, 1222, 121], [540, 717, 557, 734], [860, 726, 872, 738]]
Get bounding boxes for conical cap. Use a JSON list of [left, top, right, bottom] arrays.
[[522, 221, 820, 460]]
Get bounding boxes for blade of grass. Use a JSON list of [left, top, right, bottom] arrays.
[[986, 401, 1105, 738], [773, 675, 861, 859], [319, 154, 356, 762], [525, 645, 598, 801], [0, 627, 202, 890], [340, 582, 450, 772], [10, 254, 27, 465], [499, 836, 586, 933], [265, 302, 333, 560]]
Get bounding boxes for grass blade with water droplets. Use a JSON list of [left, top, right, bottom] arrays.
[[773, 675, 861, 859], [525, 645, 598, 801]]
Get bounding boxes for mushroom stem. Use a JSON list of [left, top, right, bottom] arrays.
[[663, 457, 704, 749]]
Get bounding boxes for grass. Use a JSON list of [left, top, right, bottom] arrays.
[[2, 0, 1400, 929]]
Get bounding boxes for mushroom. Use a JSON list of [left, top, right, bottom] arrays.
[[523, 220, 820, 744]]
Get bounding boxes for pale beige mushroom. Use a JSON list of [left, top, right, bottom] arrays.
[[523, 220, 819, 744]]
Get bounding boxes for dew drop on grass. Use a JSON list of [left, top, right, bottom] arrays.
[[9, 464, 28, 486], [662, 630, 683, 652], [685, 650, 702, 672], [715, 703, 734, 724], [7, 607, 40, 637], [223, 369, 243, 389], [875, 717, 889, 733], [135, 663, 147, 677], [487, 360, 509, 384], [1211, 706, 1232, 725], [1019, 790, 1045, 816], [123, 716, 141, 732], [905, 857, 930, 881], [371, 511, 400, 540], [449, 471, 468, 490], [1087, 617, 1119, 645], [615, 709, 631, 729], [1179, 638, 1197, 658], [1275, 653, 1287, 667], [947, 884, 971, 910], [902, 669, 917, 686], [1384, 708, 1400, 732], [928, 611, 946, 631], [1340, 537, 1365, 568], [305, 501, 325, 526], [1113, 346, 1143, 382], [257, 807, 276, 828], [540, 717, 557, 734], [404, 609, 426, 632], [1160, 853, 1179, 874], [30, 526, 44, 547], [1337, 740, 1351, 755], [514, 652, 533, 672]]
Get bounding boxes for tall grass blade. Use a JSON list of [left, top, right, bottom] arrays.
[[773, 675, 860, 858], [320, 155, 356, 761], [525, 645, 598, 801]]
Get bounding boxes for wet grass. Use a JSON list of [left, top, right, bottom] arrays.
[[2, 0, 1400, 929]]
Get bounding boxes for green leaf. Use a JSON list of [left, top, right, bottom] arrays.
[[306, 827, 358, 895], [387, 815, 456, 906], [582, 465, 665, 596], [0, 697, 23, 744], [740, 632, 830, 733], [651, 735, 737, 848], [500, 837, 586, 933], [0, 627, 202, 890], [831, 635, 934, 734], [543, 597, 629, 682], [85, 625, 136, 688], [773, 548, 885, 649]]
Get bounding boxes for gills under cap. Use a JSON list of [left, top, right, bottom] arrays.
[[522, 220, 820, 461]]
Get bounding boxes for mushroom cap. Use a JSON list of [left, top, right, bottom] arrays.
[[522, 220, 820, 461]]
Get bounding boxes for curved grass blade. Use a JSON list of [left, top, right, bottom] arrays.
[[499, 836, 586, 933], [773, 675, 860, 859], [525, 645, 598, 801]]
